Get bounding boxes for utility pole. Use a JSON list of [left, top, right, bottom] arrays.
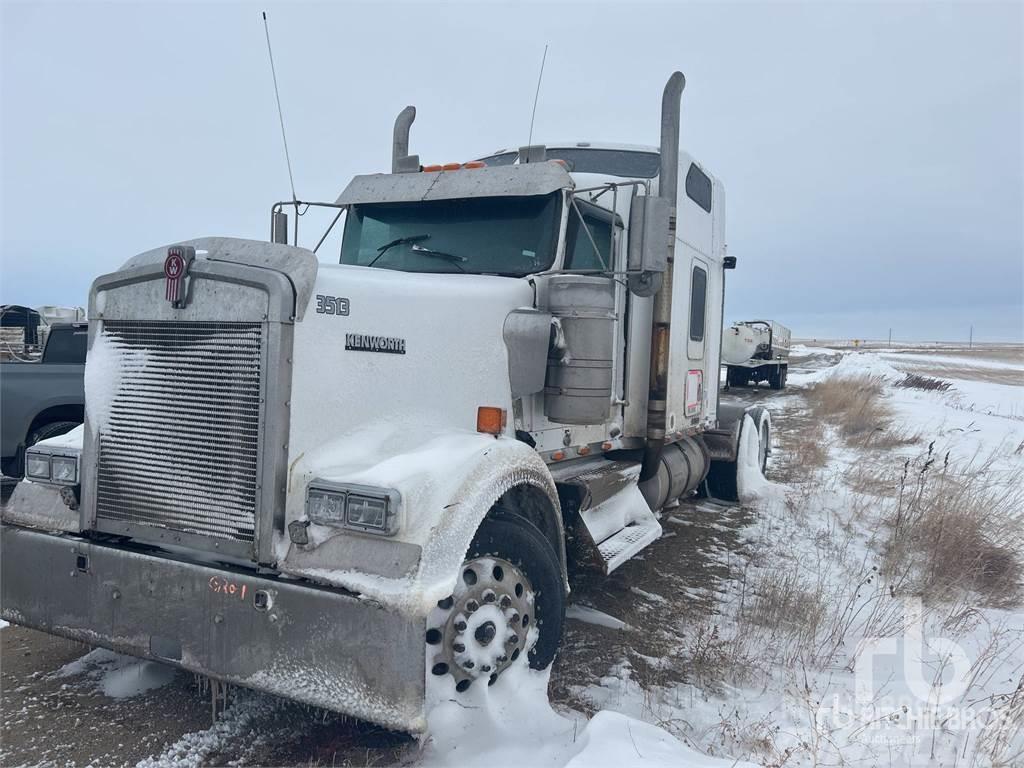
[[888, 328, 892, 348], [969, 325, 973, 350]]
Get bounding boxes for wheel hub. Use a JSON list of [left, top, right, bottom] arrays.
[[475, 621, 497, 646], [426, 556, 536, 692]]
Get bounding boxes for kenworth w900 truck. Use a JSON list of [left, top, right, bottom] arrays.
[[2, 72, 770, 732]]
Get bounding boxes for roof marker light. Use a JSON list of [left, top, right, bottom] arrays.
[[422, 164, 443, 173], [442, 162, 461, 171], [462, 161, 486, 169]]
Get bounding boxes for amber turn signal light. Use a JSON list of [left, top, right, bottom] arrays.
[[476, 406, 507, 435]]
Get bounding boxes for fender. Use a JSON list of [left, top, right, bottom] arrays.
[[279, 430, 565, 618]]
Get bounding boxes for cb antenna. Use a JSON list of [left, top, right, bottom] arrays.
[[527, 44, 549, 146], [262, 11, 297, 205]]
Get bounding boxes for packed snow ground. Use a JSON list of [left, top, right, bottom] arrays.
[[1, 344, 1021, 766]]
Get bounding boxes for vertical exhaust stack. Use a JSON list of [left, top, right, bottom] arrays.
[[392, 106, 420, 173], [641, 71, 685, 481]]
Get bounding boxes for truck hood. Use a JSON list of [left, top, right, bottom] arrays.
[[285, 264, 534, 497]]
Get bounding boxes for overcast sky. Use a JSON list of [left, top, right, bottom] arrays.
[[1, 1, 1021, 341]]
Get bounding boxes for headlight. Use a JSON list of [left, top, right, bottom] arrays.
[[51, 456, 79, 484], [304, 481, 400, 536], [346, 494, 388, 531], [25, 448, 80, 486], [308, 488, 346, 526], [25, 452, 51, 481]]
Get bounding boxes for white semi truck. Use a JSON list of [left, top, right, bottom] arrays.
[[722, 320, 791, 389], [2, 72, 771, 732]]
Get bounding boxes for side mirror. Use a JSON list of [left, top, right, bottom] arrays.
[[627, 196, 670, 296]]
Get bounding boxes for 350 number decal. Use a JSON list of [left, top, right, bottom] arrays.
[[315, 294, 350, 316]]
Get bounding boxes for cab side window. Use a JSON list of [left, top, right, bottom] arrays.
[[565, 212, 614, 271], [689, 266, 707, 341]]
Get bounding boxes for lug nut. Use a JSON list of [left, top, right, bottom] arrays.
[[453, 643, 465, 653], [500, 595, 512, 608], [483, 590, 496, 603], [466, 600, 479, 613], [454, 620, 467, 632], [508, 635, 519, 644], [481, 665, 491, 672], [464, 660, 475, 669]]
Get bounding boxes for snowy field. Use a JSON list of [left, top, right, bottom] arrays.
[[1, 343, 1021, 766]]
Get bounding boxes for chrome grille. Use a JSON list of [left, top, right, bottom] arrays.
[[95, 321, 263, 544]]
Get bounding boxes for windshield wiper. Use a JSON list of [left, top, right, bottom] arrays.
[[367, 233, 431, 267], [411, 244, 466, 271]]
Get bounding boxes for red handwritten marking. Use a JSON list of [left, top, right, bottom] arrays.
[[208, 575, 249, 601]]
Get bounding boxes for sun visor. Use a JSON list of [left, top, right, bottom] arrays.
[[336, 163, 574, 206]]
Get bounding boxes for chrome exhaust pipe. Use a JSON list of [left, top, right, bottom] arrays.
[[641, 71, 685, 481], [392, 106, 419, 173]]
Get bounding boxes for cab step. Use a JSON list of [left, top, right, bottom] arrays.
[[597, 521, 662, 574]]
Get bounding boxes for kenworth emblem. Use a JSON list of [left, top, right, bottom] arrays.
[[164, 245, 195, 307], [345, 333, 406, 355]]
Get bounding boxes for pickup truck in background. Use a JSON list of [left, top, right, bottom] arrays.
[[1, 323, 87, 477]]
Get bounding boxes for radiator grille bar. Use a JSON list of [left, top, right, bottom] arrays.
[[95, 321, 264, 545]]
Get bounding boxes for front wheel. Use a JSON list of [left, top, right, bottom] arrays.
[[426, 517, 564, 693]]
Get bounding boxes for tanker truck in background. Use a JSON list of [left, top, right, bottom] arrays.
[[2, 72, 773, 732], [722, 320, 791, 389]]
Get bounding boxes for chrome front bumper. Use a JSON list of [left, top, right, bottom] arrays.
[[0, 524, 426, 732]]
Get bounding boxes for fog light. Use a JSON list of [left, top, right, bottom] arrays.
[[51, 455, 78, 484], [287, 519, 310, 545], [25, 453, 50, 481], [346, 494, 388, 531]]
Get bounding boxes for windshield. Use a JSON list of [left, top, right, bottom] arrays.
[[340, 194, 561, 276]]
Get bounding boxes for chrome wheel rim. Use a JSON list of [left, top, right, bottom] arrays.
[[426, 556, 536, 692]]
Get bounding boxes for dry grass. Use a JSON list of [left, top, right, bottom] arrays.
[[806, 375, 921, 449], [743, 567, 827, 642], [806, 375, 891, 439], [895, 372, 952, 391], [883, 446, 1024, 608], [786, 422, 830, 470]]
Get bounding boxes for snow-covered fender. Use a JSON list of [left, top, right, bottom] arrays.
[[279, 431, 566, 619]]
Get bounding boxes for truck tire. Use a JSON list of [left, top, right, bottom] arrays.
[[427, 517, 564, 693], [27, 420, 79, 448], [704, 460, 738, 502], [727, 367, 747, 388]]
